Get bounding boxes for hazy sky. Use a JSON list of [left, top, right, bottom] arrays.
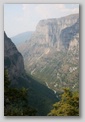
[[4, 4, 79, 37]]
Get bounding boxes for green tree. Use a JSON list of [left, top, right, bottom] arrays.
[[48, 88, 79, 116], [4, 69, 37, 116]]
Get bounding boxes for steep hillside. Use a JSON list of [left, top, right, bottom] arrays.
[[4, 31, 26, 85], [4, 32, 58, 115], [17, 13, 79, 93]]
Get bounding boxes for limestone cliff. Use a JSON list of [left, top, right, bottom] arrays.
[[30, 13, 79, 48], [60, 18, 79, 50], [18, 14, 79, 58]]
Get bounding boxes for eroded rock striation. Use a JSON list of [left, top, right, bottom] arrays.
[[17, 13, 79, 92]]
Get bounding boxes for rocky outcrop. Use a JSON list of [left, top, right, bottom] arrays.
[[18, 13, 79, 60], [4, 32, 25, 84], [60, 18, 79, 50], [17, 13, 79, 66], [16, 13, 79, 92], [29, 13, 79, 49]]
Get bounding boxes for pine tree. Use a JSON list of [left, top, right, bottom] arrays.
[[48, 88, 79, 116]]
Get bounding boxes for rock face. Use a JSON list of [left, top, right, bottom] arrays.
[[60, 18, 79, 50], [32, 14, 79, 48], [18, 14, 79, 58], [4, 32, 58, 116], [17, 13, 79, 92], [4, 32, 25, 84]]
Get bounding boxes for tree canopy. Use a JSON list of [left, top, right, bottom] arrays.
[[4, 69, 37, 116], [48, 88, 79, 116]]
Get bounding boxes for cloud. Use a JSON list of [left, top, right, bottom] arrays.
[[5, 4, 79, 37], [16, 4, 79, 22], [21, 4, 67, 20], [35, 4, 79, 19], [55, 4, 65, 9], [35, 4, 52, 19], [22, 4, 27, 11], [71, 8, 79, 14]]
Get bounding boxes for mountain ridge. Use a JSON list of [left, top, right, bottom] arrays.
[[16, 13, 79, 93], [11, 31, 33, 46]]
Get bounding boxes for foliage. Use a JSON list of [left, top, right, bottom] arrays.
[[4, 69, 37, 116], [26, 50, 79, 92], [48, 88, 79, 116]]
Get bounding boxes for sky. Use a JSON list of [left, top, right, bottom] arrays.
[[4, 4, 79, 37]]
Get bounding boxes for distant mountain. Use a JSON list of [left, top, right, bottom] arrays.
[[4, 32, 58, 115], [17, 13, 79, 93], [11, 31, 33, 46]]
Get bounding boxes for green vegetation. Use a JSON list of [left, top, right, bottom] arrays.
[[4, 69, 79, 116], [25, 75, 58, 115], [48, 88, 79, 116], [26, 50, 79, 92], [4, 70, 37, 116], [4, 69, 58, 116]]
